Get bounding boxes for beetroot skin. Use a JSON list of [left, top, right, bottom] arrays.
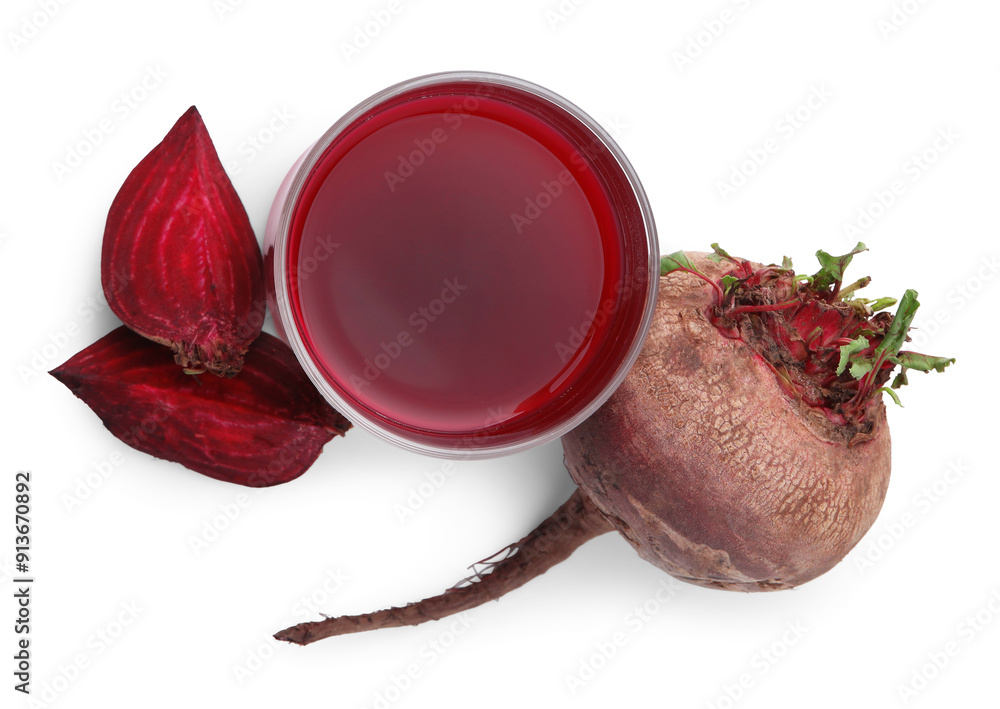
[[276, 246, 951, 645]]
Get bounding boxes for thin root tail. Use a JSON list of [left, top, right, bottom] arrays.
[[274, 489, 612, 646]]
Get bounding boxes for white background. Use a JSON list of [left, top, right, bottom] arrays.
[[3, 1, 998, 707]]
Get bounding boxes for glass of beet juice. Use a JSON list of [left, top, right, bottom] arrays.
[[265, 71, 658, 458]]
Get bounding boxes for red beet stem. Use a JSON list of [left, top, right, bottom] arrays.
[[275, 489, 613, 645]]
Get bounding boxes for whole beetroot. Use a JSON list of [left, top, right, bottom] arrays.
[[565, 251, 887, 590], [276, 244, 952, 645]]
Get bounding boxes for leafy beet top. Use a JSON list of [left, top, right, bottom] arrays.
[[661, 243, 954, 440]]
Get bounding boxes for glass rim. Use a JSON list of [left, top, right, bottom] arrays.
[[269, 70, 660, 459]]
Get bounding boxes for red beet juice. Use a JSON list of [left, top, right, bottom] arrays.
[[269, 73, 658, 456]]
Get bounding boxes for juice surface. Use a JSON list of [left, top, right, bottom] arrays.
[[290, 92, 622, 434]]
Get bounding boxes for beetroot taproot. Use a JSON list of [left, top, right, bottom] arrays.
[[276, 244, 952, 645]]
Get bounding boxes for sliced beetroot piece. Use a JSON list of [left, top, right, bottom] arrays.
[[101, 106, 265, 377], [51, 327, 350, 487]]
